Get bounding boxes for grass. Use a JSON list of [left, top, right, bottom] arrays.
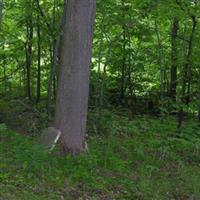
[[1, 113, 200, 199]]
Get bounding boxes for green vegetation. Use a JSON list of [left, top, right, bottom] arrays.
[[0, 0, 200, 199], [1, 113, 200, 199]]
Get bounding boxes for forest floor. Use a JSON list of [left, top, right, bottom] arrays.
[[1, 110, 200, 200]]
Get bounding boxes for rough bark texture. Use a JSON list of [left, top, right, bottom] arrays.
[[55, 0, 96, 155]]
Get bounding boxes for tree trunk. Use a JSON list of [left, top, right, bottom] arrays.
[[198, 70, 200, 123], [96, 27, 104, 108], [178, 16, 197, 128], [198, 93, 200, 123], [36, 13, 41, 103], [47, 0, 67, 114], [0, 0, 3, 31], [100, 36, 114, 108], [120, 0, 126, 103], [154, 18, 164, 100], [3, 64, 6, 92], [170, 17, 179, 102], [25, 15, 33, 101], [55, 0, 96, 155]]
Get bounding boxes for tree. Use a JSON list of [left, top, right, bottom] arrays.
[[36, 12, 41, 103], [170, 17, 179, 102], [55, 0, 96, 155], [178, 15, 197, 128], [154, 18, 164, 100], [0, 0, 2, 31], [25, 1, 33, 101], [120, 0, 127, 103], [0, 0, 199, 130]]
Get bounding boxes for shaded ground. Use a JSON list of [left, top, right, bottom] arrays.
[[0, 115, 200, 200]]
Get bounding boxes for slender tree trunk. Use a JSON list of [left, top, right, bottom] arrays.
[[127, 30, 135, 116], [3, 64, 6, 92], [36, 14, 41, 103], [25, 16, 33, 101], [53, 75, 56, 100], [0, 0, 3, 31], [120, 28, 126, 103], [96, 28, 104, 108], [99, 38, 112, 107], [154, 18, 164, 100], [198, 70, 200, 123], [127, 34, 133, 98], [2, 46, 6, 92], [46, 0, 57, 113], [55, 0, 96, 155], [120, 0, 126, 103], [47, 0, 67, 114], [198, 91, 200, 123], [178, 16, 197, 128], [170, 17, 179, 102]]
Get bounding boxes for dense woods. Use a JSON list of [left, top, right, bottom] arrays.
[[0, 0, 199, 121], [0, 0, 200, 199]]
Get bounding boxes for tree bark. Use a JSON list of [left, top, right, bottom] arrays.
[[55, 0, 96, 155]]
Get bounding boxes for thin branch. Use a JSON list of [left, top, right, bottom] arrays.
[[34, 0, 53, 35]]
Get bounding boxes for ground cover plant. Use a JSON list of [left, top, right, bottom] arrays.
[[1, 112, 200, 199]]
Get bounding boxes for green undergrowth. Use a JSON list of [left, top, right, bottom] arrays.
[[1, 114, 200, 200]]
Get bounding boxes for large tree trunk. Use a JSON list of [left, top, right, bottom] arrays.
[[170, 17, 179, 102], [55, 0, 96, 155]]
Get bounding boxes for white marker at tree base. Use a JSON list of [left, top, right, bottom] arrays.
[[41, 127, 62, 152]]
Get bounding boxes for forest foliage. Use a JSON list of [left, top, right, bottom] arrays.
[[0, 0, 199, 123], [0, 0, 200, 199]]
